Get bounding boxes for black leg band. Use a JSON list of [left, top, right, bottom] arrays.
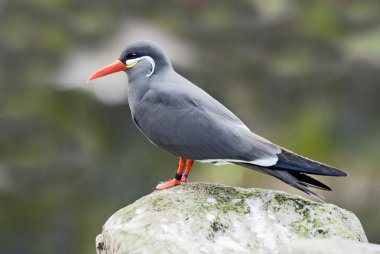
[[174, 173, 182, 180]]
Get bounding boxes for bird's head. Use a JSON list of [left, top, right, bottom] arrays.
[[87, 41, 171, 83]]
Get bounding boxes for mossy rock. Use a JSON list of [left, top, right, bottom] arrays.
[[96, 182, 367, 254]]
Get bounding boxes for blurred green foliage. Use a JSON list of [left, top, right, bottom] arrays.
[[1, 0, 380, 253]]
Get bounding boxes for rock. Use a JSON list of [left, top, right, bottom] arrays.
[[96, 182, 369, 254], [284, 239, 380, 254]]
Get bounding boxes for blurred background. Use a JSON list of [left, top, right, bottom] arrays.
[[1, 0, 380, 253]]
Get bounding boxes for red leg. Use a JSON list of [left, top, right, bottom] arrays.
[[156, 157, 186, 190], [181, 160, 194, 183]]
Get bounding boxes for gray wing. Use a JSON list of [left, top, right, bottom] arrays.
[[132, 73, 281, 166]]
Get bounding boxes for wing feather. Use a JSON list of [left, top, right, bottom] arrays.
[[132, 73, 280, 163]]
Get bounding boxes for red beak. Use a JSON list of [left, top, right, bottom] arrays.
[[87, 60, 127, 83]]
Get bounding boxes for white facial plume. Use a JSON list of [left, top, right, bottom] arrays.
[[126, 56, 156, 77]]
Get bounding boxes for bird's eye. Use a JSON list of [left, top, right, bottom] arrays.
[[127, 53, 138, 59]]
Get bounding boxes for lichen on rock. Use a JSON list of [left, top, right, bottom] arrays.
[[96, 182, 369, 254]]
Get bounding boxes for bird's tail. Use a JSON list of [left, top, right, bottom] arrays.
[[272, 148, 347, 177], [236, 148, 347, 199]]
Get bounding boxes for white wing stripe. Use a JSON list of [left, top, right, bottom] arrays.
[[198, 157, 278, 167]]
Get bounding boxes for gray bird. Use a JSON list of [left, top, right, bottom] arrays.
[[88, 41, 347, 198]]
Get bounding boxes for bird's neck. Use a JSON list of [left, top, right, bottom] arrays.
[[126, 63, 172, 114], [127, 75, 150, 101]]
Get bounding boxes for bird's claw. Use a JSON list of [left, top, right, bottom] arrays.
[[155, 178, 181, 190]]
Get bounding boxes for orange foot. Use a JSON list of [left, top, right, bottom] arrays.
[[156, 178, 181, 190], [181, 176, 188, 183]]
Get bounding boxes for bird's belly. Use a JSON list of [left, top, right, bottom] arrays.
[[132, 104, 185, 144], [133, 107, 235, 160]]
